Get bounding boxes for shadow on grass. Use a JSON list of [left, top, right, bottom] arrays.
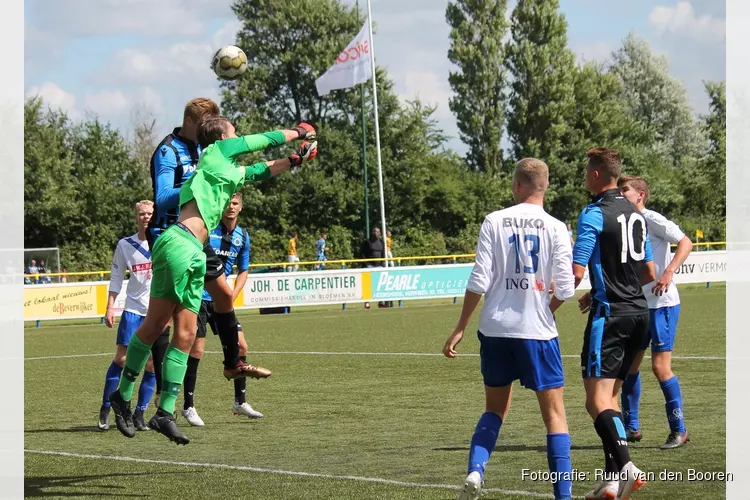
[[25, 426, 102, 434], [25, 472, 165, 497], [433, 444, 603, 453]]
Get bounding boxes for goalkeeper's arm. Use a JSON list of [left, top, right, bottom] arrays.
[[240, 141, 319, 183], [217, 123, 317, 160]]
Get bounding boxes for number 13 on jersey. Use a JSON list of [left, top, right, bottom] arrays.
[[509, 234, 540, 273]]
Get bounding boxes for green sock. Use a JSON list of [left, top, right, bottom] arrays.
[[159, 345, 189, 415], [119, 336, 153, 402]]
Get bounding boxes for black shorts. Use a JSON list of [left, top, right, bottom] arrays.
[[197, 300, 244, 338], [581, 311, 649, 380], [204, 243, 224, 282]]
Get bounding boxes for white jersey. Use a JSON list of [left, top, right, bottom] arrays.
[[642, 208, 684, 309], [109, 233, 152, 316], [467, 203, 575, 340]]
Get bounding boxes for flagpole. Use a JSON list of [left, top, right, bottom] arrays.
[[356, 0, 370, 239], [365, 0, 388, 266]]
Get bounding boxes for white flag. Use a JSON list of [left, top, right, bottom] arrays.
[[315, 19, 372, 96]]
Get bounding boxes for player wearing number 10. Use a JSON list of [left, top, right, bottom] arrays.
[[573, 149, 656, 500], [443, 158, 576, 500]]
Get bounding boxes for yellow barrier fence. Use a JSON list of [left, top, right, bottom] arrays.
[[24, 243, 725, 282]]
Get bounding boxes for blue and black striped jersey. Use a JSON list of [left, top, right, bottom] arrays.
[[202, 223, 250, 302], [148, 128, 201, 242], [573, 189, 653, 316]]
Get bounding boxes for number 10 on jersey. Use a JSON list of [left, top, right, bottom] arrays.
[[617, 213, 646, 263]]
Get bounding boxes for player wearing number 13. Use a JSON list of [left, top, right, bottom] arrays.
[[443, 158, 576, 500], [573, 149, 656, 500]]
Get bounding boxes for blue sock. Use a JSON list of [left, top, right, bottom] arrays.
[[547, 433, 572, 500], [660, 376, 685, 433], [102, 362, 123, 407], [621, 372, 641, 431], [467, 412, 502, 478], [136, 371, 157, 412]]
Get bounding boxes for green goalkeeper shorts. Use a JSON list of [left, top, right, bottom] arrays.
[[150, 223, 206, 314]]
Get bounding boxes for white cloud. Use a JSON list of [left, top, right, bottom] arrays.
[[401, 70, 452, 120], [574, 42, 613, 65], [98, 20, 241, 88], [29, 0, 235, 39], [649, 2, 725, 43], [84, 90, 131, 119], [25, 82, 80, 119]]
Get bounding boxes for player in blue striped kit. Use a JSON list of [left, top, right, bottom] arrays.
[[181, 192, 266, 427]]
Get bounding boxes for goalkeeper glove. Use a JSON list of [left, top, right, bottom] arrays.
[[293, 122, 317, 140], [289, 141, 318, 168]]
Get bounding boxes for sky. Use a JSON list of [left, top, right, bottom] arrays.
[[24, 0, 725, 154]]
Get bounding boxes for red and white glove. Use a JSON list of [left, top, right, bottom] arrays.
[[293, 122, 317, 140], [289, 141, 318, 167]]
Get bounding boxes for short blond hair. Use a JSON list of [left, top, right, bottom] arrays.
[[184, 98, 220, 123], [514, 158, 549, 192], [135, 200, 153, 214]]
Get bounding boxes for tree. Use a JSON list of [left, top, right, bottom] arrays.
[[25, 97, 151, 271], [677, 81, 725, 240], [129, 104, 158, 175], [446, 0, 508, 175], [610, 33, 706, 167], [505, 0, 577, 216]]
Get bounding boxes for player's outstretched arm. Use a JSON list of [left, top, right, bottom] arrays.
[[241, 141, 318, 183], [218, 123, 317, 160]]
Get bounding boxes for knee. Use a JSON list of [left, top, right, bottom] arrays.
[[651, 360, 672, 382], [191, 346, 205, 359], [114, 354, 126, 367], [145, 358, 155, 373], [585, 398, 600, 419]]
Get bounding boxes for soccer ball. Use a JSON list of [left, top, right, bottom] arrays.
[[211, 45, 248, 80]]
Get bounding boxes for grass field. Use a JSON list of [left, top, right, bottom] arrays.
[[25, 285, 726, 499]]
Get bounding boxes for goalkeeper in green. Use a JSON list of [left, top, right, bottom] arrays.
[[109, 117, 318, 444]]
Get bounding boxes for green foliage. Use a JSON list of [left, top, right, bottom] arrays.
[[446, 0, 508, 174], [24, 98, 151, 272], [506, 0, 576, 163]]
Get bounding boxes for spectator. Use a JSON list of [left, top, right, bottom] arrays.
[[314, 232, 328, 271], [38, 259, 52, 284], [567, 223, 574, 245], [61, 268, 69, 283], [386, 231, 395, 267], [287, 231, 299, 272], [360, 227, 387, 309], [27, 260, 39, 284]]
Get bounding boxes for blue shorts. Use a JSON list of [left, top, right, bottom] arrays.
[[116, 311, 145, 346], [478, 332, 564, 391], [317, 254, 327, 262], [642, 305, 681, 352]]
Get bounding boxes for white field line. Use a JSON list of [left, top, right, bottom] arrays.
[[24, 449, 560, 498], [22, 351, 726, 361]]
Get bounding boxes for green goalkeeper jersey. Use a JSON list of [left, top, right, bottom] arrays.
[[179, 131, 286, 232]]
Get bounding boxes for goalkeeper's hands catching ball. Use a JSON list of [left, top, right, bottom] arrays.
[[289, 141, 318, 168]]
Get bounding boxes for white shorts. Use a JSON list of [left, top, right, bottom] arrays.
[[288, 255, 299, 263]]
